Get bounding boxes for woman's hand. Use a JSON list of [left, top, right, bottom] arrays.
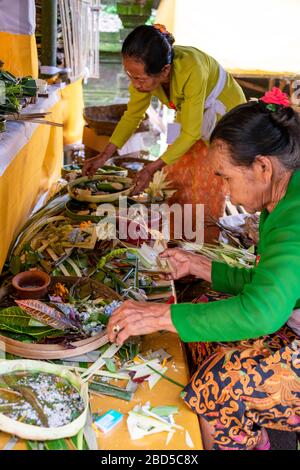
[[82, 143, 117, 177], [131, 159, 166, 195], [82, 153, 108, 177], [160, 248, 212, 282], [107, 300, 176, 345]]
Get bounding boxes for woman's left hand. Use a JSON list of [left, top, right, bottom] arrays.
[[107, 300, 176, 345], [131, 159, 166, 195]]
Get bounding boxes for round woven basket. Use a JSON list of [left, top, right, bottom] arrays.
[[68, 175, 133, 203], [83, 104, 149, 135], [83, 104, 127, 135]]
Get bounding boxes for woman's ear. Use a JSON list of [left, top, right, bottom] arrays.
[[161, 64, 171, 79], [253, 155, 273, 184]]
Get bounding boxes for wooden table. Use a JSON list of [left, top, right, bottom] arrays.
[[0, 332, 203, 451]]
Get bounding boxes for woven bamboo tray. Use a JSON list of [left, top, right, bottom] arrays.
[[83, 104, 149, 136], [0, 277, 121, 360]]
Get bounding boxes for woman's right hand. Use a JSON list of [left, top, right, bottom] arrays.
[[82, 153, 108, 177], [82, 143, 118, 177], [160, 248, 212, 282]]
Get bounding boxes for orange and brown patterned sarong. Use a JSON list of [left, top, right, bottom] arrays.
[[182, 326, 300, 450]]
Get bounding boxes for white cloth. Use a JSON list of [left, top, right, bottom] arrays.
[[0, 85, 60, 176], [0, 0, 36, 35], [201, 64, 227, 141]]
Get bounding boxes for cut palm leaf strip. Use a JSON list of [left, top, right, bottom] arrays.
[[146, 365, 184, 389], [89, 381, 133, 401]]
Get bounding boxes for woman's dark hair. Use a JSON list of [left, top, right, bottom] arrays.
[[122, 25, 175, 75], [210, 101, 300, 170]]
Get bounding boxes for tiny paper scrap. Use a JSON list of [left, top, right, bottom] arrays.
[[166, 430, 175, 446], [185, 430, 195, 448], [146, 348, 172, 362], [148, 366, 168, 389]]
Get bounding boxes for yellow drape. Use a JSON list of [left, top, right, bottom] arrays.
[[61, 78, 85, 145], [0, 32, 38, 77]]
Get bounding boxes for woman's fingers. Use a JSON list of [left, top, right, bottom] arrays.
[[107, 301, 170, 344], [112, 315, 160, 345]]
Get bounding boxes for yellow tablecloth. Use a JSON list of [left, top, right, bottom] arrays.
[[0, 78, 85, 272], [0, 332, 203, 450]]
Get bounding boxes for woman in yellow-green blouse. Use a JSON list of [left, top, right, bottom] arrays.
[[83, 24, 245, 240]]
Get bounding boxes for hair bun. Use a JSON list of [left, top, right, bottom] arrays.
[[269, 106, 298, 129], [153, 23, 175, 46]]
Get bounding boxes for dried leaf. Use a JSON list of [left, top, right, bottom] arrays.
[[15, 300, 78, 331]]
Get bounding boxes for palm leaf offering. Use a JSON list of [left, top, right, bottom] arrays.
[[62, 164, 128, 181], [68, 175, 134, 203], [177, 240, 256, 269], [0, 360, 88, 440], [144, 170, 177, 203], [15, 300, 79, 331]]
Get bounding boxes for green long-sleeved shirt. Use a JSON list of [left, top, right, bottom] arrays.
[[171, 169, 300, 342], [109, 46, 245, 165]]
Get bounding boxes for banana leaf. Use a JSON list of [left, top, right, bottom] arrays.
[[15, 300, 80, 331], [19, 77, 37, 97], [26, 440, 44, 450], [44, 439, 70, 450], [0, 323, 63, 340], [0, 330, 36, 343]]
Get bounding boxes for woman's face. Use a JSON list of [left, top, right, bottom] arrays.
[[123, 56, 170, 93], [209, 140, 272, 214]]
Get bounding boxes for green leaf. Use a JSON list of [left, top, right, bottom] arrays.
[[26, 440, 45, 450], [104, 358, 116, 373], [151, 406, 179, 417], [266, 103, 277, 112], [9, 256, 21, 274], [0, 329, 35, 343], [25, 251, 41, 266], [0, 306, 31, 327], [0, 323, 63, 340], [0, 306, 64, 340], [45, 438, 69, 450], [70, 428, 84, 450]]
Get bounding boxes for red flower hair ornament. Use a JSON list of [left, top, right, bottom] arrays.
[[153, 23, 169, 34], [259, 87, 290, 111]]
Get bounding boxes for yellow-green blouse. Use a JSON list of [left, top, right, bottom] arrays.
[[109, 45, 245, 165]]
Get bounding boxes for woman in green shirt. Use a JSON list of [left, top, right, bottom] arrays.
[[107, 88, 300, 450], [83, 24, 245, 241]]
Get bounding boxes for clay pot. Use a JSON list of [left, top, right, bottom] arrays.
[[12, 270, 51, 299]]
